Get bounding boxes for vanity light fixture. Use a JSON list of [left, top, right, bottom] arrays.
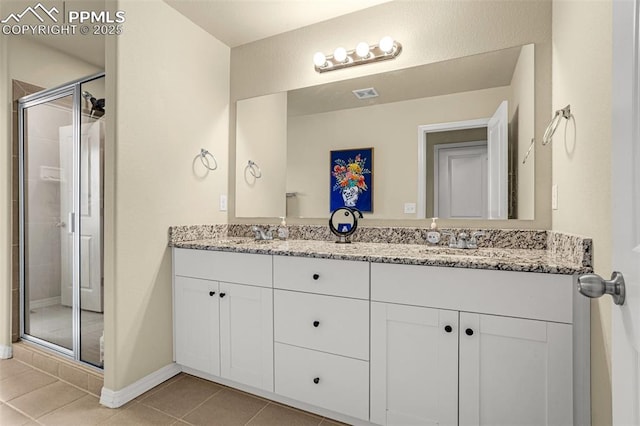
[[313, 36, 402, 73]]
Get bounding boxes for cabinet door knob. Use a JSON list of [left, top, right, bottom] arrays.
[[312, 274, 320, 280], [444, 325, 452, 333], [219, 293, 226, 298], [209, 291, 216, 296], [465, 328, 474, 336], [313, 321, 320, 327], [313, 377, 320, 384]]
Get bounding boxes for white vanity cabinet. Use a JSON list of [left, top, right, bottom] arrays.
[[173, 248, 274, 392], [458, 312, 572, 426], [272, 255, 370, 420], [370, 263, 587, 426], [370, 302, 459, 425], [172, 246, 588, 426]]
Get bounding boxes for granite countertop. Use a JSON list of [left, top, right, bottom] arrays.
[[171, 236, 592, 275]]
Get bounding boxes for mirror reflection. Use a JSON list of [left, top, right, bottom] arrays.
[[236, 44, 535, 220]]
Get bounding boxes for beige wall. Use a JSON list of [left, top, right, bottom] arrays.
[[0, 2, 12, 355], [287, 87, 509, 219], [103, 0, 230, 391], [230, 0, 552, 229], [510, 44, 535, 219], [551, 0, 612, 424], [235, 93, 287, 218], [8, 37, 101, 89]]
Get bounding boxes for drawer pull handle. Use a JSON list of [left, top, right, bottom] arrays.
[[465, 328, 474, 336], [313, 321, 320, 327], [219, 293, 226, 298], [209, 291, 216, 297], [444, 325, 452, 333], [313, 377, 320, 384], [312, 274, 320, 280]]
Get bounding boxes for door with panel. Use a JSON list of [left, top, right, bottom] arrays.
[[370, 302, 458, 426], [219, 282, 274, 392], [174, 276, 220, 376], [458, 312, 572, 426]]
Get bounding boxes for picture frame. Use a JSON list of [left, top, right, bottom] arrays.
[[330, 147, 373, 212]]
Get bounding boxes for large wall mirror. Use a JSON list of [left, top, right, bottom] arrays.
[[236, 44, 535, 220]]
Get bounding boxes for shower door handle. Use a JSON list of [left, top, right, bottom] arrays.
[[68, 212, 76, 233]]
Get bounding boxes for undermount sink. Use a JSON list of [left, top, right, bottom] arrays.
[[214, 238, 252, 245], [215, 238, 278, 245], [420, 246, 491, 258]]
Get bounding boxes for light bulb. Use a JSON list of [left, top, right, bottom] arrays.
[[379, 36, 395, 54], [333, 47, 348, 63], [313, 51, 327, 67], [355, 42, 370, 58]]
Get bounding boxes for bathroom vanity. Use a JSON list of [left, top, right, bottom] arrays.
[[170, 226, 591, 426]]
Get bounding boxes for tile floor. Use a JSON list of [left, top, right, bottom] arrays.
[[0, 357, 347, 425]]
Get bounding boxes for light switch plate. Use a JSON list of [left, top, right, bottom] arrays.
[[404, 203, 417, 214], [219, 194, 228, 211], [551, 185, 558, 210]]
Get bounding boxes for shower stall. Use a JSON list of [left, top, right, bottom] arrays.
[[18, 73, 105, 368]]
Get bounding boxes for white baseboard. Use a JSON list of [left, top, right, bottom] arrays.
[[100, 363, 181, 408], [0, 344, 12, 359], [30, 296, 62, 310]]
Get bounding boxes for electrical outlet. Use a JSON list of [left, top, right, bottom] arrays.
[[551, 185, 558, 210], [219, 194, 228, 211], [404, 203, 417, 214]]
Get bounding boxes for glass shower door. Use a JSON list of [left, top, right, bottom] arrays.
[[21, 92, 76, 354]]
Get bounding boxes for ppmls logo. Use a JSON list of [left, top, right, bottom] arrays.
[[1, 2, 59, 24], [2, 2, 126, 36]]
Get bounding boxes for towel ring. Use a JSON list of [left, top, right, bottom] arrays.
[[199, 148, 218, 171], [542, 105, 571, 145], [522, 138, 535, 164], [247, 160, 262, 178]]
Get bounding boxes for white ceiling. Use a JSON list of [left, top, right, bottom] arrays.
[[18, 0, 391, 70], [163, 0, 392, 47], [288, 45, 524, 116]]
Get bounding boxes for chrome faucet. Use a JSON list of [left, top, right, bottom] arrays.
[[441, 231, 485, 249], [252, 226, 273, 241], [441, 231, 457, 248], [467, 231, 485, 249]]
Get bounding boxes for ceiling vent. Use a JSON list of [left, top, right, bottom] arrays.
[[352, 87, 379, 100]]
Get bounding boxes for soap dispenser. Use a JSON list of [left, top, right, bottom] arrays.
[[426, 217, 441, 244], [277, 217, 289, 240]]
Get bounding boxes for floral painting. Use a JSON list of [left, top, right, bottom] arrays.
[[330, 148, 373, 212]]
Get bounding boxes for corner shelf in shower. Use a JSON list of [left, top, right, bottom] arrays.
[[39, 166, 63, 182]]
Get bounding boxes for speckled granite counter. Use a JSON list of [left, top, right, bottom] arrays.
[[169, 225, 592, 275]]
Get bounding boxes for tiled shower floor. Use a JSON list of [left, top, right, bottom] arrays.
[[27, 304, 103, 367], [0, 356, 346, 425]]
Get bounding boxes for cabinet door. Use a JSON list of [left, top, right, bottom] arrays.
[[371, 302, 458, 426], [219, 282, 274, 391], [459, 313, 572, 426], [174, 276, 220, 376]]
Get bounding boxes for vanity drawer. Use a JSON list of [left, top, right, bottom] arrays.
[[173, 248, 272, 287], [371, 263, 574, 323], [274, 290, 369, 360], [273, 256, 369, 299], [274, 343, 369, 420]]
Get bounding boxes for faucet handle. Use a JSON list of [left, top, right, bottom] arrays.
[[469, 231, 485, 248], [441, 231, 457, 248]]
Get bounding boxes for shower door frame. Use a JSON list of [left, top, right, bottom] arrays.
[[18, 72, 105, 363]]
